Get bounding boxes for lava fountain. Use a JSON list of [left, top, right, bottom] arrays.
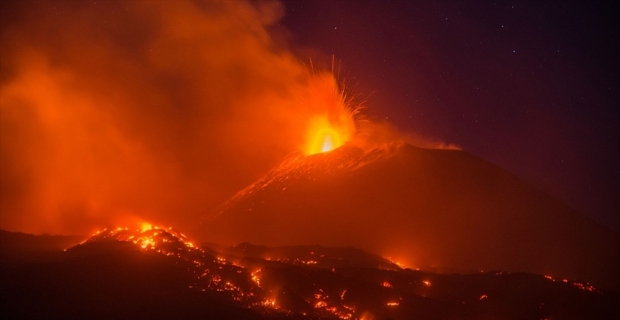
[[306, 117, 349, 154], [301, 74, 358, 155]]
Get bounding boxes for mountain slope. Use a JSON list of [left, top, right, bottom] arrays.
[[3, 228, 617, 320], [198, 142, 620, 289]]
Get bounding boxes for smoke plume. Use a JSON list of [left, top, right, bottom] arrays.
[[0, 0, 348, 234], [1, 0, 456, 234]]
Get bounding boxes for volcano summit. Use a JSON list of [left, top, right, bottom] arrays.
[[198, 142, 619, 289]]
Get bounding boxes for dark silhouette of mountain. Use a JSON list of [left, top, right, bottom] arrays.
[[0, 230, 83, 268], [198, 142, 620, 289], [0, 230, 83, 252], [2, 229, 617, 320], [0, 228, 277, 320]]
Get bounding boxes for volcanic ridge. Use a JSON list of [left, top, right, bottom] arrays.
[[199, 141, 620, 289], [2, 227, 618, 320]]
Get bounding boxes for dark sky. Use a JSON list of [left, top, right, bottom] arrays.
[[280, 0, 619, 233]]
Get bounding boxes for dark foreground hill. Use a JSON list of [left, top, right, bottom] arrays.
[[0, 230, 83, 268], [198, 142, 620, 289], [1, 228, 617, 320]]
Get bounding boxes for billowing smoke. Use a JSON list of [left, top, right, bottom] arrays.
[[0, 0, 455, 235], [0, 0, 352, 234]]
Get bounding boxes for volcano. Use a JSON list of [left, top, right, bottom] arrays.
[[198, 141, 620, 289]]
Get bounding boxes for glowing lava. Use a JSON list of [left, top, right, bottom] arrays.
[[321, 132, 334, 152], [305, 116, 354, 154], [299, 73, 357, 155], [73, 225, 604, 319]]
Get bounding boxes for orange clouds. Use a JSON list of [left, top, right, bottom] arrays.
[[0, 0, 456, 235], [0, 0, 350, 234]]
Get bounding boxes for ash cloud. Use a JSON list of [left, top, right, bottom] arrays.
[[0, 0, 337, 234]]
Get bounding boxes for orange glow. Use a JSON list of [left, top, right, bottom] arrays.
[[251, 269, 262, 287], [386, 257, 406, 268], [423, 280, 432, 287], [571, 281, 600, 293], [300, 74, 357, 155], [261, 298, 277, 308], [0, 0, 361, 235], [386, 302, 399, 306], [304, 115, 355, 155]]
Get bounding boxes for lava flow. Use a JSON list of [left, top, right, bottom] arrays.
[[59, 224, 611, 320], [77, 225, 363, 319]]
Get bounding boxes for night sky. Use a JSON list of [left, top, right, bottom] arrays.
[[281, 0, 619, 232]]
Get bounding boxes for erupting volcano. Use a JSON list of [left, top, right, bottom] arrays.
[[199, 141, 620, 290], [1, 0, 618, 319]]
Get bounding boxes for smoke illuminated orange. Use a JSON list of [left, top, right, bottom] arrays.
[[0, 0, 362, 235]]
